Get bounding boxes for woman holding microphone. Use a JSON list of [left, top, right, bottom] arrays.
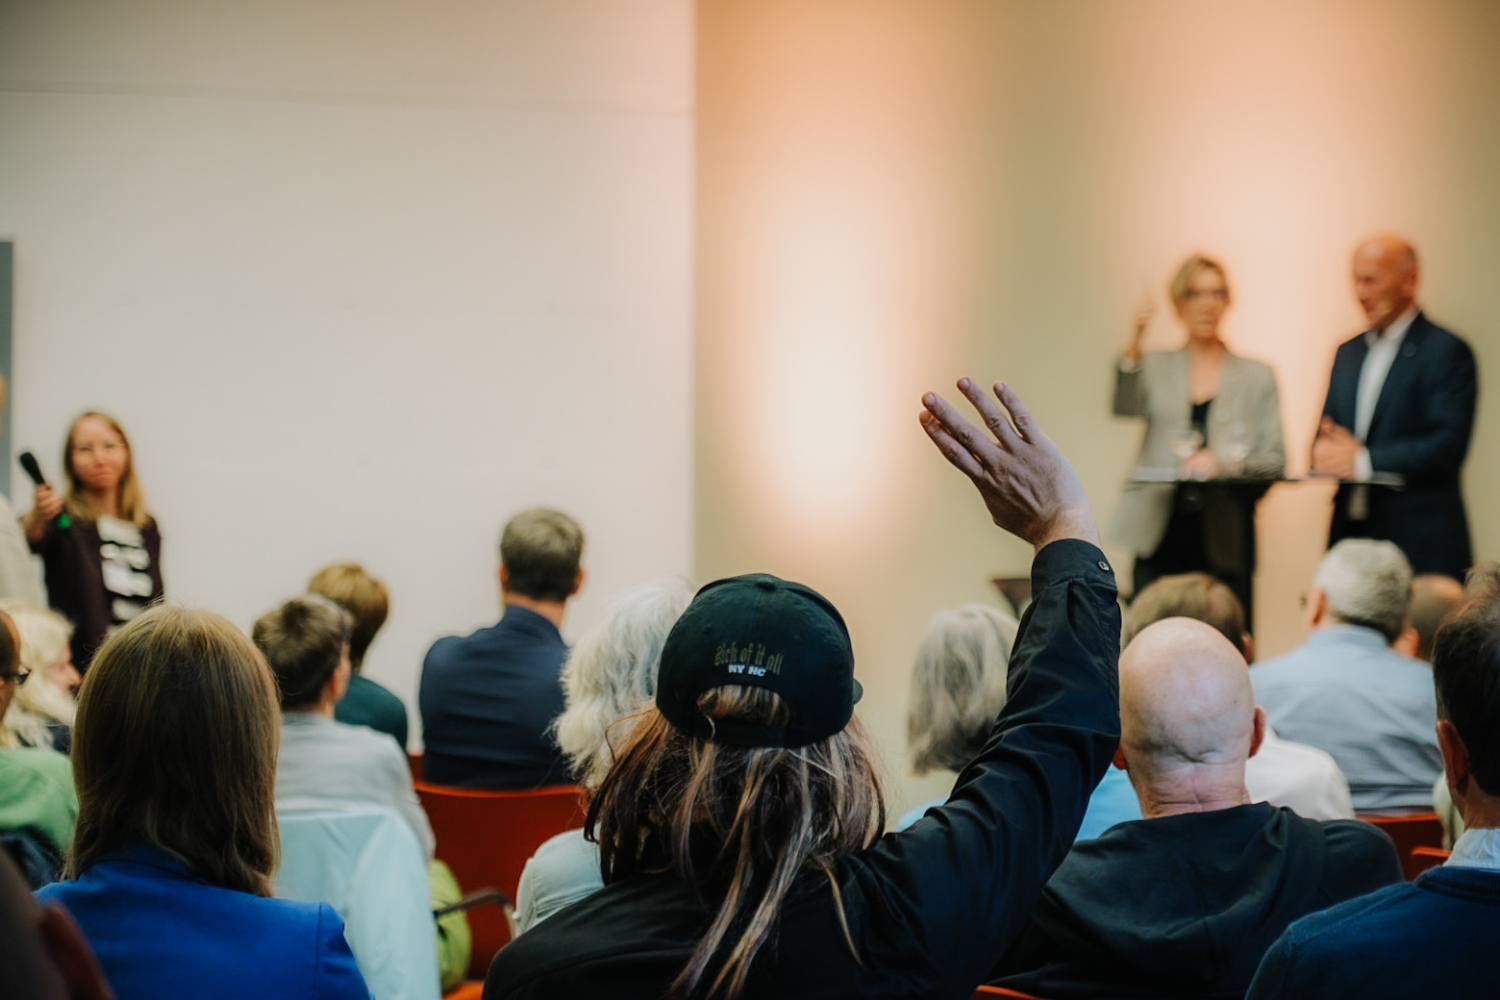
[[24, 412, 162, 671], [1112, 254, 1285, 606]]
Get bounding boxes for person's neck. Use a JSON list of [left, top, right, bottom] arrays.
[[503, 593, 567, 628], [1135, 764, 1252, 819], [1373, 302, 1417, 334], [288, 699, 336, 720], [85, 488, 121, 519], [1457, 792, 1500, 830], [1186, 337, 1226, 359]]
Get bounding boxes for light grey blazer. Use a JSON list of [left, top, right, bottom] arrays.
[[1110, 349, 1285, 557]]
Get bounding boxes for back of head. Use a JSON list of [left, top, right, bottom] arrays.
[[1408, 574, 1466, 662], [69, 605, 280, 896], [252, 595, 350, 711], [1314, 539, 1412, 642], [500, 508, 585, 602], [1433, 567, 1500, 798], [308, 563, 389, 671], [590, 573, 884, 1000], [907, 604, 1019, 775], [552, 578, 694, 791], [1119, 618, 1257, 783], [1124, 573, 1248, 657]]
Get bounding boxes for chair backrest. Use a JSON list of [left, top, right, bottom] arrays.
[[416, 781, 586, 979], [1358, 811, 1446, 880], [973, 986, 1049, 999], [277, 806, 440, 1000], [1409, 844, 1452, 878]]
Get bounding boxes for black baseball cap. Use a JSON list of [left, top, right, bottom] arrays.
[[655, 573, 862, 749]]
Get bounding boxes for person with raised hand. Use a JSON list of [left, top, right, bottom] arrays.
[[484, 378, 1120, 1000]]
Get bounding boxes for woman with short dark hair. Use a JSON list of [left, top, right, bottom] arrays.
[[35, 605, 370, 1000]]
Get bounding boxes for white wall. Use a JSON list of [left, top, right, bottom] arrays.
[[0, 1, 695, 745]]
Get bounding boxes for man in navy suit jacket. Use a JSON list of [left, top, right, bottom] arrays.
[[1311, 236, 1477, 579], [419, 508, 584, 788]]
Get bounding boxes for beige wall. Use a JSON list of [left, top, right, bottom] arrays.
[[697, 0, 1500, 817], [0, 1, 695, 743]]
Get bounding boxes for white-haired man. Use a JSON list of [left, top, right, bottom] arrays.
[[1252, 538, 1441, 812], [1247, 570, 1500, 997]]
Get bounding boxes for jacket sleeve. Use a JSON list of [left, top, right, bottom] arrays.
[[1367, 335, 1478, 481], [850, 539, 1121, 996], [314, 903, 374, 999], [1113, 358, 1147, 418], [1243, 364, 1286, 478]]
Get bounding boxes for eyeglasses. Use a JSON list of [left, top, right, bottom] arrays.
[[0, 668, 30, 685]]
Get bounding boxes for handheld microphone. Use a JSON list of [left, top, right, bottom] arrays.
[[18, 451, 71, 530]]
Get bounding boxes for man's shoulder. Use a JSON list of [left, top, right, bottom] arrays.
[[0, 745, 73, 787], [1273, 879, 1419, 958], [1317, 817, 1402, 867]]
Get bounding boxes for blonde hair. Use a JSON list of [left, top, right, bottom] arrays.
[[552, 579, 694, 790], [308, 563, 389, 671], [67, 606, 281, 896], [0, 603, 75, 750], [63, 411, 150, 527], [906, 605, 1018, 775], [1168, 253, 1232, 308], [591, 688, 885, 1000]]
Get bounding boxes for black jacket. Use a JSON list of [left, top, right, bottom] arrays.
[[991, 803, 1402, 999], [484, 540, 1122, 1000]]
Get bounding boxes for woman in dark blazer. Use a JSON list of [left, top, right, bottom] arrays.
[[1111, 254, 1285, 600], [35, 605, 370, 1000], [24, 412, 163, 671]]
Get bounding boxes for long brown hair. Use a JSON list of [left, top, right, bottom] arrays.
[[67, 605, 281, 896], [63, 411, 150, 527], [589, 685, 885, 1000]]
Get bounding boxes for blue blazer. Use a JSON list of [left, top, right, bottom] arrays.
[[1321, 311, 1477, 577], [418, 604, 570, 788], [35, 844, 369, 1000]]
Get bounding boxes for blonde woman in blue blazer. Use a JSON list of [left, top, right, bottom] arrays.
[[1112, 255, 1285, 600]]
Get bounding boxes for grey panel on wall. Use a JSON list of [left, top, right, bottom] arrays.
[[0, 242, 10, 498]]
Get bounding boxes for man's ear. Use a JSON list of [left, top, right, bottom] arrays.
[[38, 904, 115, 1000], [499, 564, 511, 596], [1438, 719, 1471, 797], [1240, 632, 1255, 664], [570, 567, 585, 598], [1248, 705, 1267, 759], [1305, 588, 1329, 631]]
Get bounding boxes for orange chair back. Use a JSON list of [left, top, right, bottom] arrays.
[[973, 986, 1048, 999], [1409, 844, 1451, 878], [1358, 811, 1446, 880], [417, 781, 587, 980]]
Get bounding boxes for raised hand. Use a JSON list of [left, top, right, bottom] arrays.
[[1124, 297, 1154, 365], [920, 378, 1099, 551]]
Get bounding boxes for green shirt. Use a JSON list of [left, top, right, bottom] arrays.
[[0, 746, 79, 858]]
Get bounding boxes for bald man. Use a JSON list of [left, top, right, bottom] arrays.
[[1312, 235, 1477, 578], [990, 618, 1399, 999]]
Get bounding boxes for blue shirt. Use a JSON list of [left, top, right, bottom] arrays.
[[36, 843, 369, 1000], [418, 605, 570, 788], [1251, 626, 1440, 812]]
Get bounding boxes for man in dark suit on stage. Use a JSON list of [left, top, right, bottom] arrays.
[[1311, 235, 1478, 579]]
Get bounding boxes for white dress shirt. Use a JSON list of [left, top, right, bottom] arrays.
[[1352, 305, 1418, 481]]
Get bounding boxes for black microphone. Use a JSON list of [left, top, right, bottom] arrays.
[[18, 451, 70, 530]]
